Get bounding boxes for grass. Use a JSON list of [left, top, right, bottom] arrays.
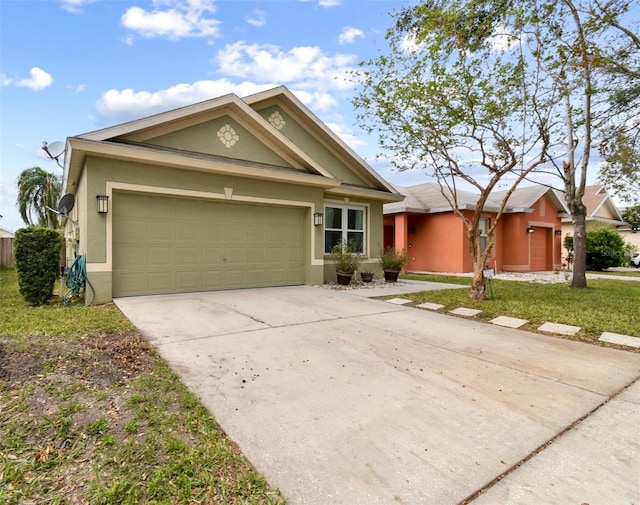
[[0, 268, 285, 505], [400, 272, 640, 349], [588, 269, 640, 277]]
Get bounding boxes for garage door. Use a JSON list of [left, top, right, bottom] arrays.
[[113, 192, 305, 297], [530, 227, 549, 271]]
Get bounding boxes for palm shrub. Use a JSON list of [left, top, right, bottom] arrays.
[[14, 226, 63, 305], [585, 226, 625, 271]]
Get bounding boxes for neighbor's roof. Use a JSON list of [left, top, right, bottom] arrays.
[[556, 185, 625, 225], [384, 182, 568, 215], [384, 182, 484, 215], [491, 184, 569, 214], [0, 227, 15, 238], [583, 185, 624, 221]]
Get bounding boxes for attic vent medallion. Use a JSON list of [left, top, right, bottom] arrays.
[[217, 124, 239, 148], [268, 111, 286, 130]]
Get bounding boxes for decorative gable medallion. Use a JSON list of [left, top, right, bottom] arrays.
[[268, 111, 286, 130], [217, 124, 239, 148]]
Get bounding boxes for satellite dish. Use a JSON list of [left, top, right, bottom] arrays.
[[57, 194, 75, 215], [45, 141, 65, 159], [42, 140, 65, 168]]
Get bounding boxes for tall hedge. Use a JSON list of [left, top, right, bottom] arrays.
[[14, 226, 63, 305]]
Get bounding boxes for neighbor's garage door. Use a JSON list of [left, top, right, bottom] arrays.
[[530, 227, 549, 271], [113, 192, 305, 297]]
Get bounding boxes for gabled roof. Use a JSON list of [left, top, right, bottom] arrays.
[[556, 185, 625, 225], [244, 86, 399, 196], [385, 182, 481, 214], [384, 182, 569, 215], [583, 185, 624, 221], [63, 86, 403, 203], [490, 185, 569, 214], [0, 227, 15, 238]]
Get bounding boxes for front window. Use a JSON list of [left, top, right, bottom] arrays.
[[479, 217, 489, 252], [324, 205, 366, 254]]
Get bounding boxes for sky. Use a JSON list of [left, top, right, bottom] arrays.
[[1, 0, 424, 233], [1, 0, 632, 233]]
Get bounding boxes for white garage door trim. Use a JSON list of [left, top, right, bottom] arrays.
[[87, 181, 324, 273]]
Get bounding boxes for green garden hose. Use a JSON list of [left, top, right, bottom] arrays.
[[63, 254, 95, 306]]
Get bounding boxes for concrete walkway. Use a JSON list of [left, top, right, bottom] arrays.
[[115, 285, 640, 505]]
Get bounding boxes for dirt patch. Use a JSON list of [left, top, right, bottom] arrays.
[[0, 331, 154, 389]]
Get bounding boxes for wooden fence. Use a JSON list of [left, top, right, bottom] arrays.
[[0, 237, 14, 268]]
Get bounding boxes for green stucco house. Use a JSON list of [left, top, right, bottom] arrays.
[[61, 86, 403, 302]]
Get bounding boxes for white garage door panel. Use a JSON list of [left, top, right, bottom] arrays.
[[113, 193, 306, 297]]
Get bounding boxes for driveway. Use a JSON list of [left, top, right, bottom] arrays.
[[115, 285, 640, 505]]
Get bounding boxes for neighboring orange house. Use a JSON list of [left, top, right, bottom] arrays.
[[383, 183, 568, 273]]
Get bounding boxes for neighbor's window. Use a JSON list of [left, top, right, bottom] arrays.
[[479, 217, 490, 252], [324, 205, 366, 254]]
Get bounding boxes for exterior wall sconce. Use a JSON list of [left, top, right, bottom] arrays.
[[96, 195, 109, 214], [526, 227, 535, 234], [314, 212, 324, 226]]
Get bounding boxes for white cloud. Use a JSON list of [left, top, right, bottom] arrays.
[[95, 79, 276, 123], [290, 90, 338, 111], [66, 83, 85, 93], [59, 0, 96, 14], [400, 33, 425, 53], [5, 67, 54, 90], [325, 122, 366, 148], [214, 41, 356, 91], [121, 0, 221, 40], [490, 24, 523, 52], [318, 0, 341, 6], [245, 9, 266, 27], [338, 26, 364, 45]]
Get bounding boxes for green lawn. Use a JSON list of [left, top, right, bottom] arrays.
[[0, 268, 285, 505], [401, 273, 640, 348], [589, 269, 640, 278]]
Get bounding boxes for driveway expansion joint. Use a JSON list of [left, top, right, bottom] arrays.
[[459, 375, 640, 505]]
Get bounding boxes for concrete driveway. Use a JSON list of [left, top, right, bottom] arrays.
[[115, 285, 640, 505]]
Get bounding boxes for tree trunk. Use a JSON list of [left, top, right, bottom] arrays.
[[468, 229, 487, 300], [570, 209, 588, 288], [469, 265, 487, 300]]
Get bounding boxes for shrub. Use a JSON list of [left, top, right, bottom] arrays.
[[14, 226, 63, 305], [379, 247, 409, 271], [585, 226, 625, 271], [330, 240, 361, 274]]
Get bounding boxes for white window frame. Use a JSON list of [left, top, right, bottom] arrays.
[[479, 217, 490, 253], [324, 204, 367, 255]]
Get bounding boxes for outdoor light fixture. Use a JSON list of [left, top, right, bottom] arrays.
[[96, 195, 109, 214], [314, 212, 324, 226], [526, 227, 535, 234]]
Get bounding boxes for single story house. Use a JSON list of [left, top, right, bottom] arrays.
[[558, 185, 634, 251], [61, 86, 403, 303], [383, 183, 568, 273]]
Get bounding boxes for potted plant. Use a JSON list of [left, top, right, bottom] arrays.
[[379, 247, 408, 282], [330, 241, 361, 285], [360, 271, 374, 283]]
